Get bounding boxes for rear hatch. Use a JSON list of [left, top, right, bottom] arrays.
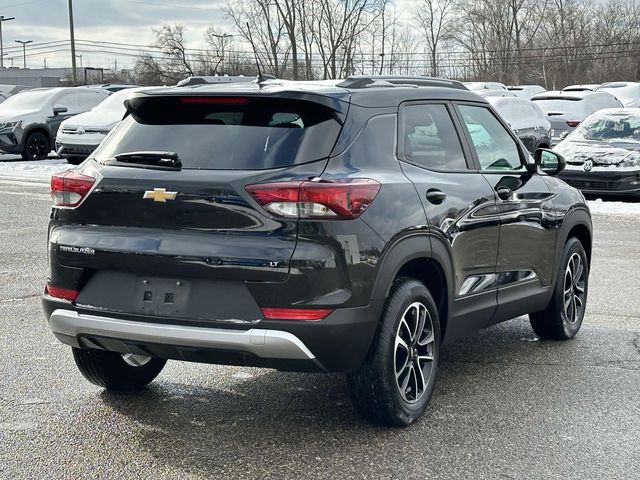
[[48, 90, 348, 318], [531, 97, 586, 142]]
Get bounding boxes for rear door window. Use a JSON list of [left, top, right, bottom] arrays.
[[93, 96, 343, 170], [398, 103, 468, 170]]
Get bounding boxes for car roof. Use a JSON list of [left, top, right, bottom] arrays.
[[134, 76, 487, 109]]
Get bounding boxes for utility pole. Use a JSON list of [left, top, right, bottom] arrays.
[[15, 39, 32, 69], [0, 16, 15, 70], [68, 0, 77, 84]]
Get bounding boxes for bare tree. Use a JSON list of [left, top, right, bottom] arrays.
[[415, 0, 455, 77]]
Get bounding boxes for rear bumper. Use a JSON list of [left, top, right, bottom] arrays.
[[44, 299, 383, 372], [50, 308, 318, 362]]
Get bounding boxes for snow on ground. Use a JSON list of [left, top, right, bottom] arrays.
[[0, 153, 70, 183], [586, 198, 640, 216]]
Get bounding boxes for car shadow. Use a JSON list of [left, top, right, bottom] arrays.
[[96, 317, 574, 477]]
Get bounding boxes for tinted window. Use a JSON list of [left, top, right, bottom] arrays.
[[400, 104, 467, 170], [93, 97, 342, 170], [458, 105, 524, 171]]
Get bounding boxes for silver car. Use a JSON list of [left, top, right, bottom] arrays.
[[531, 90, 623, 145], [0, 87, 109, 160]]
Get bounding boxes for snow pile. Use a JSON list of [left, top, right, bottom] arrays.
[[587, 199, 640, 216], [0, 156, 70, 182]]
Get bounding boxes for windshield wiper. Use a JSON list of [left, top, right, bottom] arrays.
[[111, 151, 182, 170]]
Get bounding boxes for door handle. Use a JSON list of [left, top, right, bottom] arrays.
[[426, 189, 446, 204], [496, 187, 512, 200]]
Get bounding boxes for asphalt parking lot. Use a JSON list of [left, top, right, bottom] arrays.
[[0, 178, 639, 479]]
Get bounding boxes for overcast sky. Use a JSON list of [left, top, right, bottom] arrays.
[[1, 0, 233, 69]]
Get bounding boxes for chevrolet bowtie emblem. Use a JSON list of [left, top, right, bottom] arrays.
[[143, 188, 177, 203]]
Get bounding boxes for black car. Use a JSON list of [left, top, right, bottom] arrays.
[[554, 108, 640, 198], [42, 76, 592, 426]]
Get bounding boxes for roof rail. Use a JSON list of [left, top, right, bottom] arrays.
[[336, 75, 467, 90]]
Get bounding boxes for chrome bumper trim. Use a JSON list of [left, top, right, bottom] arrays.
[[49, 309, 315, 360]]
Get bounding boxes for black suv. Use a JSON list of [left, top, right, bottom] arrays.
[[42, 76, 592, 426]]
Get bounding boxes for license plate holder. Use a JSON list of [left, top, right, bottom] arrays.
[[135, 277, 191, 317]]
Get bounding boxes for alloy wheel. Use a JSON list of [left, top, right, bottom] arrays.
[[393, 301, 435, 403], [563, 252, 586, 325], [28, 135, 48, 159]]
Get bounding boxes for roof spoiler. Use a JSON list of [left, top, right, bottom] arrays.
[[337, 75, 467, 90]]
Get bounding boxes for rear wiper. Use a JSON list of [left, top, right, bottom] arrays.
[[111, 151, 182, 170]]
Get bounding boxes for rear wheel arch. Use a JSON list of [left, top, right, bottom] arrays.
[[567, 223, 592, 265], [372, 234, 453, 340], [553, 208, 592, 286]]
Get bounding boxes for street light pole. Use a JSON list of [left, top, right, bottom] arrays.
[[210, 33, 233, 74], [0, 16, 16, 70], [15, 39, 33, 69], [68, 0, 77, 84]]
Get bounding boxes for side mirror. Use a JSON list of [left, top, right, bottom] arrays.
[[53, 105, 68, 116], [534, 148, 566, 176], [559, 131, 570, 141]]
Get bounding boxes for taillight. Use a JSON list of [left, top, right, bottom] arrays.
[[245, 178, 380, 219], [261, 307, 333, 320], [50, 170, 96, 207], [45, 285, 79, 301], [566, 120, 580, 127]]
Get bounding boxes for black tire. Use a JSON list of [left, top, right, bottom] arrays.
[[66, 156, 84, 165], [21, 131, 50, 160], [346, 277, 441, 426], [530, 237, 588, 340], [72, 347, 166, 391]]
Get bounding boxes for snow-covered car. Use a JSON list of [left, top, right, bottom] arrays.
[[464, 81, 508, 92], [487, 96, 551, 153], [594, 82, 640, 108], [476, 89, 517, 98], [0, 87, 109, 160], [531, 90, 623, 145], [562, 84, 601, 92], [56, 87, 151, 165], [507, 85, 546, 99], [554, 108, 640, 198]]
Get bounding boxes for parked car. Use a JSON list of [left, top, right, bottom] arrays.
[[477, 89, 517, 98], [487, 96, 551, 152], [0, 87, 109, 160], [56, 86, 152, 165], [43, 76, 592, 427], [531, 90, 623, 145], [507, 85, 546, 99], [595, 82, 640, 108], [464, 81, 508, 92], [554, 108, 640, 198], [563, 84, 601, 92]]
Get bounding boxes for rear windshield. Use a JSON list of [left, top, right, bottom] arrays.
[[93, 96, 343, 170]]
